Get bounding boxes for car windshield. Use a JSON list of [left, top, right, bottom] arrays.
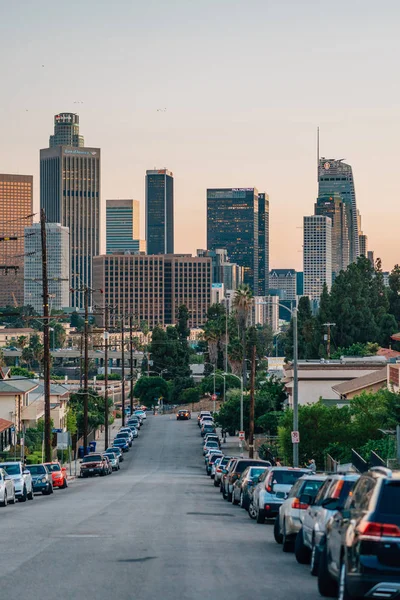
[[271, 470, 306, 485], [114, 439, 126, 445], [116, 433, 129, 437], [236, 461, 268, 474], [249, 467, 268, 479], [27, 465, 46, 475], [104, 453, 116, 459], [47, 464, 61, 472], [107, 448, 120, 453], [378, 482, 400, 517], [206, 441, 219, 447], [82, 455, 102, 463], [300, 479, 325, 496], [0, 463, 21, 475]]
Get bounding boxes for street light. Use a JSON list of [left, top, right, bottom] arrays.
[[223, 371, 244, 457], [255, 300, 299, 467]]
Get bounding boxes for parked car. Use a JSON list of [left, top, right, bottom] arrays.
[[118, 427, 134, 442], [198, 411, 212, 425], [112, 438, 129, 452], [214, 456, 232, 486], [318, 467, 400, 600], [106, 446, 124, 462], [232, 465, 271, 509], [0, 467, 16, 506], [115, 432, 132, 447], [25, 464, 54, 495], [176, 409, 191, 420], [297, 473, 360, 572], [203, 440, 220, 455], [249, 467, 310, 523], [134, 410, 146, 420], [220, 457, 238, 494], [44, 462, 69, 489], [204, 434, 220, 447], [206, 452, 223, 475], [122, 424, 138, 438], [80, 454, 108, 477], [127, 417, 141, 430], [275, 474, 327, 552], [104, 452, 120, 471], [222, 458, 271, 502], [0, 461, 34, 502], [201, 424, 216, 438]]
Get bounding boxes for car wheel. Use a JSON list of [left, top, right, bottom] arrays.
[[310, 538, 320, 576], [256, 507, 265, 524], [282, 521, 294, 552], [232, 491, 239, 505], [0, 490, 7, 507], [222, 486, 227, 499], [214, 478, 219, 487], [248, 502, 257, 520], [274, 516, 283, 544], [62, 478, 68, 488], [9, 491, 16, 504], [28, 487, 34, 500], [18, 487, 27, 502], [227, 490, 232, 502], [338, 561, 353, 600], [295, 528, 311, 564], [239, 493, 244, 508], [317, 544, 337, 598]]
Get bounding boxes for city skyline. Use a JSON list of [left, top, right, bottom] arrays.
[[1, 1, 400, 272]]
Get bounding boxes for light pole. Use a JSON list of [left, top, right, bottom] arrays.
[[223, 371, 244, 457], [255, 300, 299, 467]]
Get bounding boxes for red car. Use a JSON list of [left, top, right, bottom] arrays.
[[44, 462, 68, 489]]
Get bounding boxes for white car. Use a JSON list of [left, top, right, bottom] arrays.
[[0, 461, 34, 502], [0, 468, 16, 506], [134, 410, 146, 420]]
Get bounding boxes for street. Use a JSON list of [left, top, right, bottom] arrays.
[[1, 414, 320, 600]]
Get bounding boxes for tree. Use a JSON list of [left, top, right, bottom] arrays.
[[285, 296, 316, 359], [233, 284, 254, 385], [179, 387, 200, 406], [16, 335, 28, 350], [68, 388, 110, 435], [53, 323, 66, 349], [388, 264, 400, 326], [133, 376, 169, 407], [10, 366, 35, 379], [70, 311, 85, 331]]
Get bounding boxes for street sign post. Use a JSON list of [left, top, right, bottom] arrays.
[[291, 431, 300, 444], [239, 431, 245, 441]]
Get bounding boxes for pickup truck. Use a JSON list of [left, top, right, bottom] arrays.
[[80, 454, 108, 478]]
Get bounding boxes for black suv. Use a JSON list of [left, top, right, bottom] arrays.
[[318, 467, 400, 600]]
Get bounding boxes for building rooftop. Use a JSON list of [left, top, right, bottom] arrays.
[[0, 418, 14, 433], [332, 367, 387, 397], [0, 380, 38, 394]]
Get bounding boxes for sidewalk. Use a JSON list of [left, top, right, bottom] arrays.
[[95, 418, 123, 453], [216, 427, 249, 458]]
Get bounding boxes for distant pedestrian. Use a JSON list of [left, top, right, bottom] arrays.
[[275, 457, 282, 467], [307, 459, 316, 471]]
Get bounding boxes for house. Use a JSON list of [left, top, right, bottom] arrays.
[[284, 358, 388, 407], [0, 418, 14, 452], [387, 362, 400, 393], [0, 327, 42, 348], [332, 367, 387, 400]]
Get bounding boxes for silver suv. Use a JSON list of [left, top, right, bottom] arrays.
[[0, 461, 34, 502]]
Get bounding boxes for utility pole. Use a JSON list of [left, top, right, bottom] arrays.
[[121, 317, 126, 425], [323, 322, 336, 359], [83, 287, 89, 455], [293, 308, 299, 468], [129, 315, 134, 414], [224, 306, 228, 400], [248, 343, 256, 458], [104, 304, 109, 450], [40, 209, 51, 463]]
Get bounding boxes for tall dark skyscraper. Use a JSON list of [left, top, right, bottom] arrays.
[[207, 188, 259, 293], [40, 114, 100, 308], [145, 169, 174, 254], [318, 158, 359, 262], [315, 192, 349, 277], [258, 192, 269, 295], [50, 113, 84, 148]]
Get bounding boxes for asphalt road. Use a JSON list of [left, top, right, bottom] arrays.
[[1, 414, 321, 600]]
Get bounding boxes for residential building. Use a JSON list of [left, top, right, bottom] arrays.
[[359, 233, 368, 257], [332, 367, 387, 400], [318, 158, 359, 262], [106, 199, 145, 255], [0, 174, 33, 306], [315, 193, 349, 276], [383, 271, 390, 287], [252, 296, 279, 333], [211, 283, 225, 304], [24, 223, 70, 314], [296, 271, 304, 296], [269, 269, 297, 301], [0, 327, 42, 348], [258, 192, 270, 295], [303, 215, 332, 300], [196, 248, 243, 290], [92, 254, 211, 329], [388, 362, 400, 393], [145, 169, 174, 254], [207, 187, 259, 292], [40, 114, 100, 308], [49, 113, 84, 148]]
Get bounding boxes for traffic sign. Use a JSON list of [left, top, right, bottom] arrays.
[[291, 431, 300, 444], [211, 394, 217, 401], [239, 431, 245, 441]]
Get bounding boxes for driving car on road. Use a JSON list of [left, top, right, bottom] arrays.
[[318, 467, 400, 600], [0, 461, 34, 502], [297, 472, 359, 572], [26, 464, 54, 495], [275, 473, 327, 552], [249, 466, 310, 523], [44, 461, 69, 489], [80, 454, 108, 477], [176, 409, 191, 420], [0, 467, 16, 506], [232, 465, 271, 509]]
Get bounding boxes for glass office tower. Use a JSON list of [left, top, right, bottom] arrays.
[[146, 169, 174, 255]]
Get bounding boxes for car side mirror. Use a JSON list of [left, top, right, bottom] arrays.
[[299, 493, 314, 506]]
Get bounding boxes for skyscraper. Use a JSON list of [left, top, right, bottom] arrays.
[[318, 158, 359, 262], [24, 223, 70, 314], [40, 114, 100, 308], [269, 269, 297, 301], [303, 215, 332, 300], [145, 169, 174, 254], [207, 188, 259, 293], [50, 113, 84, 148], [359, 233, 368, 257], [0, 174, 33, 306], [106, 199, 145, 254], [315, 192, 349, 277], [258, 192, 270, 295]]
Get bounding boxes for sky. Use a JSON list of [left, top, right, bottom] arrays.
[[1, 0, 399, 271]]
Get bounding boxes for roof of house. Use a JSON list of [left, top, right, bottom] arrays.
[[391, 333, 400, 342], [0, 418, 14, 433], [0, 328, 36, 334], [0, 380, 38, 394], [332, 367, 387, 396], [376, 347, 400, 359]]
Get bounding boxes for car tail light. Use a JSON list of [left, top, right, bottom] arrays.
[[292, 498, 309, 510], [331, 479, 344, 499], [358, 521, 400, 538], [265, 472, 273, 493]]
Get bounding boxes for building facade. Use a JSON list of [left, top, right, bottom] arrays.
[[145, 169, 174, 255], [314, 192, 349, 276], [40, 118, 100, 308], [207, 188, 259, 292], [269, 269, 297, 301], [0, 174, 33, 306], [24, 223, 70, 314], [251, 295, 279, 333], [49, 113, 84, 148], [303, 215, 332, 300], [197, 248, 243, 290], [318, 158, 359, 263], [106, 199, 145, 255], [258, 192, 270, 295], [359, 233, 368, 257], [92, 254, 211, 329]]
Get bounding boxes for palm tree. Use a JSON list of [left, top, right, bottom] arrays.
[[233, 284, 254, 385], [16, 335, 28, 351]]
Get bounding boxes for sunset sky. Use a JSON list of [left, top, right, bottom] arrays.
[[1, 0, 399, 271]]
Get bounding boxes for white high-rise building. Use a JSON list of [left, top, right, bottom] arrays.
[[251, 296, 279, 333], [24, 223, 70, 314], [303, 216, 332, 301]]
